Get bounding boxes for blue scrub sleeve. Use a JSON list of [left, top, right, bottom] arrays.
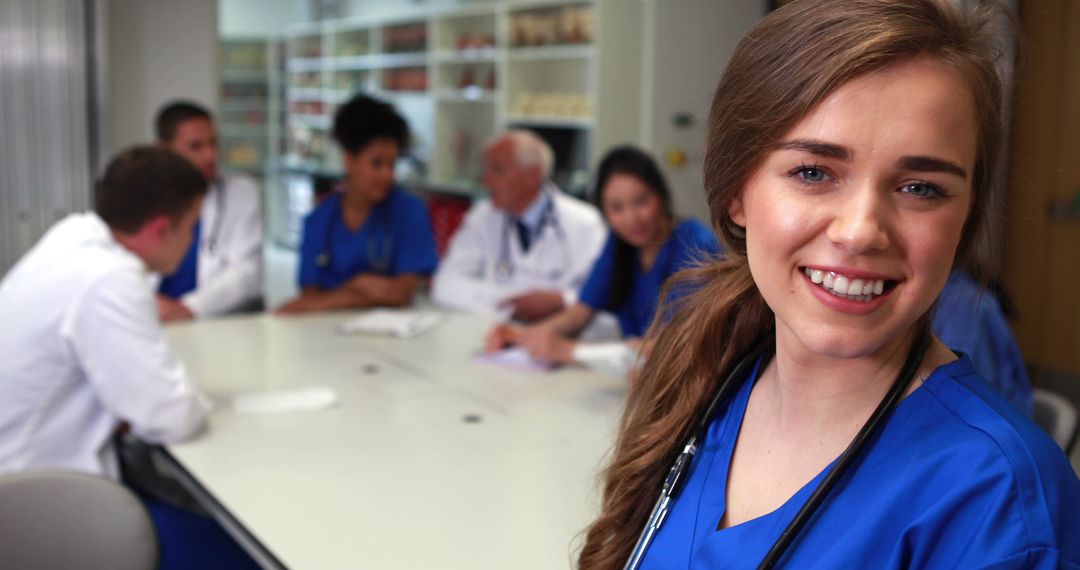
[[578, 232, 617, 311], [390, 196, 439, 276], [297, 212, 322, 288]]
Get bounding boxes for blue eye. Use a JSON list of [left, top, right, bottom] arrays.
[[900, 182, 945, 199], [789, 165, 830, 184]]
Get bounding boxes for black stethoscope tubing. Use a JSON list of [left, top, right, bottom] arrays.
[[494, 193, 566, 282], [625, 328, 931, 570]]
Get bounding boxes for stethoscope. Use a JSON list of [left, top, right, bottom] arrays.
[[493, 192, 569, 283], [625, 328, 931, 570], [202, 178, 226, 255], [315, 195, 394, 274]]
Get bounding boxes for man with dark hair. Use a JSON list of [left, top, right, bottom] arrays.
[[0, 146, 210, 478], [155, 99, 264, 322]]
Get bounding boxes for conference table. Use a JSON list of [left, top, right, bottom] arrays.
[[158, 309, 628, 569]]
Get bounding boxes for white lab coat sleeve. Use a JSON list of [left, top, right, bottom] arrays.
[[66, 269, 210, 444], [183, 177, 264, 317], [573, 341, 640, 378], [431, 207, 507, 314], [561, 207, 607, 307]]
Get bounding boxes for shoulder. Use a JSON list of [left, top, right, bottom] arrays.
[[671, 218, 722, 263], [221, 173, 259, 197], [552, 191, 602, 226], [387, 187, 429, 216], [675, 218, 718, 246], [68, 214, 146, 278], [461, 198, 498, 225], [914, 359, 1080, 549], [304, 192, 340, 226]]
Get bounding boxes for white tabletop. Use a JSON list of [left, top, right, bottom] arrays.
[[162, 310, 628, 569]]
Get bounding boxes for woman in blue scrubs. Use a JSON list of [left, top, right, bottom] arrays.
[[579, 1, 1079, 568], [277, 95, 437, 313], [485, 146, 720, 368]]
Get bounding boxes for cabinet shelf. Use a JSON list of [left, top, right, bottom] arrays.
[[435, 48, 498, 64], [507, 44, 594, 61], [289, 114, 332, 129], [505, 114, 594, 129], [437, 88, 498, 103]]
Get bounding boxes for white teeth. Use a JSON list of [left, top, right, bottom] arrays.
[[804, 267, 889, 302]]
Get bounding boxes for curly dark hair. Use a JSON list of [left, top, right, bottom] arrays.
[[331, 94, 409, 155]]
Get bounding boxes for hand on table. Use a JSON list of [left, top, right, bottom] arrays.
[[515, 325, 576, 365], [274, 294, 328, 315], [156, 295, 194, 323], [498, 290, 564, 323], [484, 322, 521, 353]]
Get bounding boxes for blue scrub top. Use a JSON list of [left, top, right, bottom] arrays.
[[933, 271, 1033, 416], [579, 218, 719, 337], [298, 188, 438, 290], [158, 219, 201, 299], [641, 357, 1080, 569]]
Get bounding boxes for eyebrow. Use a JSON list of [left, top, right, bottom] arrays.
[[774, 139, 850, 160], [897, 156, 968, 179], [775, 138, 968, 179]]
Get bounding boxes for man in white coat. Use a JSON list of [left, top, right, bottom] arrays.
[[0, 146, 211, 479], [433, 130, 606, 322], [155, 101, 264, 322]]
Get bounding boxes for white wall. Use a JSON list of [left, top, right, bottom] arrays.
[[105, 0, 217, 154], [644, 0, 762, 221]]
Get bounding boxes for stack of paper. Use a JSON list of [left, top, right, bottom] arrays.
[[337, 309, 443, 339], [230, 387, 339, 415]]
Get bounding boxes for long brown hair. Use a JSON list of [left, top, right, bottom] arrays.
[[578, 1, 1012, 567]]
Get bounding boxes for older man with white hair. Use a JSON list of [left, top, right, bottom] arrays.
[[433, 130, 605, 322]]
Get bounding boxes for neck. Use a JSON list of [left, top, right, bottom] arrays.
[[760, 324, 939, 435], [110, 230, 153, 270], [510, 186, 543, 218], [636, 216, 674, 270], [342, 189, 373, 215]]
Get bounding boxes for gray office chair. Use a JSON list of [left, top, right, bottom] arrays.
[[0, 471, 158, 570], [1032, 388, 1079, 455]]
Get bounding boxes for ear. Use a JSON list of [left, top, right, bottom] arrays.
[[142, 214, 172, 243], [727, 195, 747, 228]]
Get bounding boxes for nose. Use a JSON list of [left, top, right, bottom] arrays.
[[825, 184, 891, 254]]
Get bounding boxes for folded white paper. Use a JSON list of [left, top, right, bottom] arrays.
[[474, 347, 554, 372], [230, 387, 339, 415], [337, 309, 443, 339]]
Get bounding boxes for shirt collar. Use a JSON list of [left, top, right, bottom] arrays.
[[516, 185, 552, 231]]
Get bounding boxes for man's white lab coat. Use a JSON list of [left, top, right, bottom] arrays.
[[181, 174, 264, 316], [0, 213, 210, 479], [432, 185, 606, 315]]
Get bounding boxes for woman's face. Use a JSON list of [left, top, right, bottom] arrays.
[[601, 173, 668, 248], [729, 58, 978, 361], [345, 137, 399, 204]]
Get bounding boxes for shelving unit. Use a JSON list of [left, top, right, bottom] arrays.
[[219, 38, 277, 177], [278, 0, 643, 199]]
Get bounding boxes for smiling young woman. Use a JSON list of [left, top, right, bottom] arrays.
[[578, 1, 1080, 568]]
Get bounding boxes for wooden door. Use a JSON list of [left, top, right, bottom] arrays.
[[1004, 0, 1080, 378]]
